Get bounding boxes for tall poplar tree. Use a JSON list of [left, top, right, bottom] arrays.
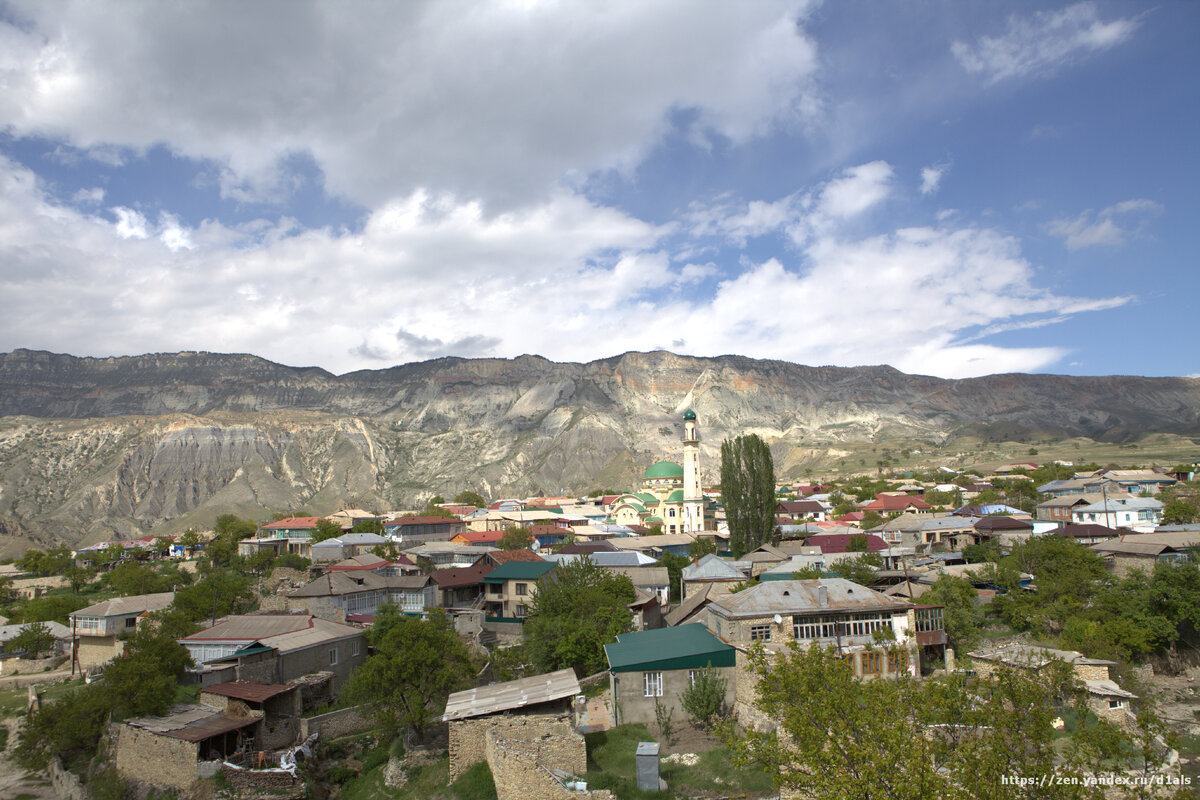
[[720, 433, 776, 558]]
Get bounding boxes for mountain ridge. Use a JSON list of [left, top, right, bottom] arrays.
[[0, 348, 1197, 552]]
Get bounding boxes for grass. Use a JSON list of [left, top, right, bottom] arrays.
[[585, 724, 775, 799], [0, 676, 86, 716], [338, 739, 496, 800]]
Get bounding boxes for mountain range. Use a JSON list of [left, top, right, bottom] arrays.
[[1, 348, 1197, 552]]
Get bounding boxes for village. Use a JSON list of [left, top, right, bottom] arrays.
[[0, 410, 1197, 800]]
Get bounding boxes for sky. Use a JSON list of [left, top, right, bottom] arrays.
[[0, 0, 1196, 380]]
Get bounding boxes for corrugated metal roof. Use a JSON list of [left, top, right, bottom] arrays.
[[70, 591, 175, 620], [442, 668, 580, 721], [710, 578, 912, 619], [203, 681, 294, 703], [181, 614, 316, 642], [482, 561, 555, 583], [605, 623, 735, 672], [681, 554, 745, 581], [125, 704, 261, 743]]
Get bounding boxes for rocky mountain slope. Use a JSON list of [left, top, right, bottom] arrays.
[[1, 348, 1198, 551]]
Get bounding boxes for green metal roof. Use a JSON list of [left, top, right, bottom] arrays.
[[635, 492, 659, 504], [482, 561, 556, 583], [665, 489, 684, 503], [644, 461, 684, 479], [683, 409, 696, 421], [645, 516, 663, 523], [605, 623, 735, 672]]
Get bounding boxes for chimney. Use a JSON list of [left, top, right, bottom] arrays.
[[818, 584, 828, 608]]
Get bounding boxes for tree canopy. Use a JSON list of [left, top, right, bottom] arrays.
[[497, 526, 534, 551], [720, 433, 776, 558], [727, 642, 1171, 800], [342, 606, 475, 739], [524, 556, 635, 676]]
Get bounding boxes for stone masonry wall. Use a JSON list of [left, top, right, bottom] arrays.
[[49, 757, 89, 800], [111, 723, 200, 791], [483, 729, 612, 800], [299, 706, 373, 740], [449, 712, 584, 781]]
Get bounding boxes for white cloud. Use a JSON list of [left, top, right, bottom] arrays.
[[0, 1, 821, 209], [817, 161, 893, 219], [919, 164, 947, 196], [952, 2, 1139, 84], [0, 157, 1129, 380], [1047, 198, 1162, 250], [71, 186, 104, 204]]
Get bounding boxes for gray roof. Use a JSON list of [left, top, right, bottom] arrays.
[[920, 517, 976, 531], [682, 553, 747, 582], [289, 571, 429, 598], [1076, 497, 1163, 514], [544, 551, 653, 568], [70, 591, 175, 620], [967, 643, 1114, 669], [442, 668, 580, 721], [335, 533, 388, 545], [605, 566, 669, 587], [0, 621, 71, 642], [664, 584, 712, 626], [180, 614, 363, 652], [708, 578, 910, 619]]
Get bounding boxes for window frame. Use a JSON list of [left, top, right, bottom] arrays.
[[643, 671, 664, 697], [861, 651, 881, 675], [749, 623, 772, 642], [329, 647, 338, 666]]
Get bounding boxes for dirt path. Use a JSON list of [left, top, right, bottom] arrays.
[[0, 718, 55, 800]]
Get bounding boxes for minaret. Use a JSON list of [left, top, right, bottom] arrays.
[[682, 409, 705, 533]]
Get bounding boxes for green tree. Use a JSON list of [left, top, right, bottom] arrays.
[[524, 557, 635, 676], [64, 565, 94, 594], [310, 519, 344, 543], [847, 534, 870, 552], [835, 552, 882, 586], [920, 575, 983, 652], [214, 514, 258, 540], [657, 552, 690, 603], [9, 622, 55, 658], [178, 529, 201, 552], [1162, 497, 1199, 525], [16, 594, 86, 625], [454, 490, 488, 507], [680, 664, 728, 729], [720, 433, 776, 558], [172, 569, 253, 626], [497, 526, 534, 551], [726, 642, 1168, 800], [342, 607, 475, 741], [687, 537, 717, 560], [859, 510, 885, 530]]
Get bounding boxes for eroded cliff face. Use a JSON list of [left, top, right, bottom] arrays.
[[0, 348, 1198, 551]]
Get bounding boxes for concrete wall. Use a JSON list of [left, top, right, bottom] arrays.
[[298, 706, 373, 740], [277, 635, 365, 691], [610, 665, 736, 728], [111, 722, 201, 791], [75, 636, 124, 668], [448, 712, 585, 781]]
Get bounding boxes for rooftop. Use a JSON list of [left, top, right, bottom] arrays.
[[442, 668, 580, 721], [482, 560, 556, 583], [708, 578, 912, 619], [605, 623, 735, 673], [70, 591, 175, 619]]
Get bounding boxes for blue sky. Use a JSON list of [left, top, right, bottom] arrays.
[[0, 0, 1195, 379]]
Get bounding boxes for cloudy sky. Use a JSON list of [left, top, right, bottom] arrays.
[[0, 1, 1195, 379]]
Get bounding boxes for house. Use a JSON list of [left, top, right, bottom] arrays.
[[1090, 534, 1195, 576], [874, 515, 927, 548], [627, 587, 665, 631], [804, 533, 889, 554], [316, 553, 417, 576], [430, 562, 492, 608], [479, 548, 547, 568], [604, 624, 736, 727], [611, 533, 699, 558], [382, 515, 467, 544], [451, 530, 506, 546], [179, 614, 367, 690], [286, 572, 436, 619], [861, 494, 932, 516], [973, 516, 1035, 547], [1036, 494, 1105, 523], [69, 591, 176, 668], [531, 524, 574, 548], [403, 542, 497, 568], [0, 621, 72, 660], [696, 579, 946, 678], [235, 517, 323, 558], [1091, 469, 1178, 496], [308, 532, 390, 563], [482, 560, 556, 620], [776, 500, 827, 522], [681, 554, 749, 600], [1072, 497, 1164, 531], [442, 668, 584, 783], [967, 644, 1135, 726], [918, 516, 979, 551], [1056, 524, 1120, 546]]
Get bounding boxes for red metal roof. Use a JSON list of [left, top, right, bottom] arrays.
[[457, 530, 505, 544], [386, 516, 464, 526], [862, 495, 932, 512], [262, 516, 324, 529], [488, 549, 545, 564], [203, 681, 293, 703]]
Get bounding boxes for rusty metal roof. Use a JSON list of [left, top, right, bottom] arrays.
[[124, 704, 261, 743], [202, 681, 294, 703], [442, 668, 579, 721]]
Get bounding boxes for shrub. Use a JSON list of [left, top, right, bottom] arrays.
[[681, 665, 728, 729], [327, 765, 358, 784]]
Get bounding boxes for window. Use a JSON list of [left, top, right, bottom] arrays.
[[643, 672, 663, 697], [515, 583, 528, 596], [750, 624, 772, 642], [125, 617, 137, 629], [689, 670, 697, 687], [841, 652, 856, 673], [515, 604, 528, 617], [329, 647, 338, 666], [668, 508, 676, 518], [794, 614, 842, 641], [915, 608, 944, 633], [1108, 699, 1124, 710], [890, 649, 908, 674], [488, 583, 503, 595], [861, 651, 881, 675], [353, 640, 361, 657]]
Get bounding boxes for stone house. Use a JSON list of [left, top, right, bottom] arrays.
[[431, 561, 492, 608], [308, 533, 390, 563], [180, 614, 367, 692], [442, 668, 584, 782], [68, 591, 175, 669], [482, 560, 555, 620], [604, 623, 736, 728], [681, 553, 748, 601], [967, 644, 1135, 726]]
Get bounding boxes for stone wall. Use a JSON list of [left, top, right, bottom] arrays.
[[278, 635, 365, 690], [299, 706, 373, 740], [49, 757, 89, 800], [0, 653, 67, 675], [111, 722, 200, 791], [448, 712, 585, 781], [76, 637, 123, 668], [220, 764, 305, 799]]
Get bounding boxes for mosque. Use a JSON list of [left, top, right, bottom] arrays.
[[610, 409, 715, 534]]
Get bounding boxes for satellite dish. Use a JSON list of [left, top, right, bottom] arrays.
[[773, 614, 783, 624]]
